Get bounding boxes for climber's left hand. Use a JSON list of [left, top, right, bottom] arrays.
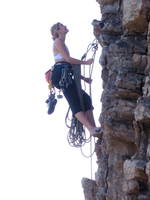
[[84, 77, 92, 84]]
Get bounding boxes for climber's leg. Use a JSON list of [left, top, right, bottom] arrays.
[[75, 111, 101, 138], [85, 109, 96, 127], [84, 109, 101, 137], [75, 111, 94, 131]]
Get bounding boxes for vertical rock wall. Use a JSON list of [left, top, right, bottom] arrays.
[[82, 1, 150, 200]]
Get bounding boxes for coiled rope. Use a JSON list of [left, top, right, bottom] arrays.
[[65, 39, 99, 151]]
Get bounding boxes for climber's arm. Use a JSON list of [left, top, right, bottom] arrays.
[[55, 39, 93, 65], [81, 75, 92, 84]]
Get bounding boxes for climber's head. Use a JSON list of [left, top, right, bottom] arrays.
[[51, 22, 69, 40]]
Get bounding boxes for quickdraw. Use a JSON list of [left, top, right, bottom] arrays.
[[59, 66, 73, 89]]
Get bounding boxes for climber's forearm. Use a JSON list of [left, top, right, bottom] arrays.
[[80, 75, 85, 80], [66, 57, 87, 65]]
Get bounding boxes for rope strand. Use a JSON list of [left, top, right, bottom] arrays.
[[65, 39, 99, 179], [66, 39, 99, 153]]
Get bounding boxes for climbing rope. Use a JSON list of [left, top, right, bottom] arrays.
[[66, 39, 99, 155], [82, 39, 98, 95], [66, 111, 91, 147], [81, 39, 98, 180]]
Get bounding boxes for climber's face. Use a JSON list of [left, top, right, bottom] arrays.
[[57, 23, 69, 34]]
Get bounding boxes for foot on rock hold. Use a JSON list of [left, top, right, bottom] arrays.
[[90, 127, 102, 138]]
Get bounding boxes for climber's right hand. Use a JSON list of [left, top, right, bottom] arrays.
[[84, 58, 94, 65]]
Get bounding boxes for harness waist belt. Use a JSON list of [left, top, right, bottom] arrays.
[[55, 62, 71, 66]]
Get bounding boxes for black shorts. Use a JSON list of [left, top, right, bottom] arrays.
[[51, 62, 93, 115]]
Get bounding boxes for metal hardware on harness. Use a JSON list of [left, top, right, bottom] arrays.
[[57, 90, 63, 99], [59, 67, 73, 89]]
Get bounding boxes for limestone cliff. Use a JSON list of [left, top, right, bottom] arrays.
[[82, 1, 150, 200]]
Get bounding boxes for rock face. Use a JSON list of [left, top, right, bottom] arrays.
[[82, 1, 150, 200]]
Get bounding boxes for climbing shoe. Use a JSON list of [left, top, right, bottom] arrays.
[[90, 127, 102, 138], [45, 93, 57, 115]]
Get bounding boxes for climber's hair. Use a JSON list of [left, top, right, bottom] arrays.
[[50, 22, 61, 40]]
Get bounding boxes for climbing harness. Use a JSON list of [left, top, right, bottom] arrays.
[[59, 65, 73, 89]]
